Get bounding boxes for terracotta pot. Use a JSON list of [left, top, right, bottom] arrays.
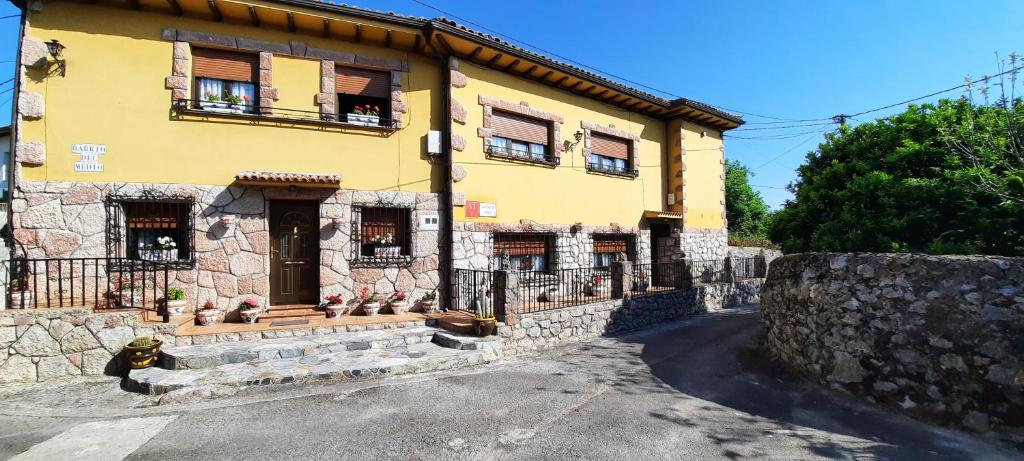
[[325, 304, 346, 319], [472, 317, 496, 337], [124, 338, 162, 369], [390, 300, 409, 314], [420, 300, 437, 313], [196, 309, 222, 326], [165, 299, 187, 316], [239, 308, 261, 324], [9, 291, 32, 309], [362, 301, 381, 316]]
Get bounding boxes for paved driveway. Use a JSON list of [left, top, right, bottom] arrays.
[[0, 305, 1019, 460]]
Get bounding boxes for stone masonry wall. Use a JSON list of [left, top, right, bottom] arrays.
[[680, 228, 728, 261], [452, 225, 651, 271], [761, 253, 1024, 438], [499, 279, 762, 356], [12, 181, 441, 318]]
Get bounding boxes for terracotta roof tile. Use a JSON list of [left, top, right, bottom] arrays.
[[235, 171, 341, 185]]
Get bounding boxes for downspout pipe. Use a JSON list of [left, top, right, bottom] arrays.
[[427, 25, 455, 311]]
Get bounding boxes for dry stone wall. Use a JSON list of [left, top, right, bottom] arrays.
[[761, 253, 1024, 438]]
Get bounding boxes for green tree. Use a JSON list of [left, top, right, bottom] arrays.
[[724, 160, 771, 238], [769, 98, 1023, 256]]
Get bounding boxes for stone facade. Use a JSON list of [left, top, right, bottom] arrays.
[[761, 253, 1024, 438], [0, 308, 176, 383], [11, 181, 441, 318], [680, 228, 728, 260], [499, 279, 762, 356]]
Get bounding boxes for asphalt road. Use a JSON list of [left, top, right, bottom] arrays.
[[0, 305, 1019, 460]]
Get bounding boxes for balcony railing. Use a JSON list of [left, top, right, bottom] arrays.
[[172, 99, 400, 131], [586, 161, 639, 178], [485, 144, 559, 166]]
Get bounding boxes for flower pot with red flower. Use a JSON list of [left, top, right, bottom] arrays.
[[238, 298, 262, 324], [358, 286, 382, 316], [196, 300, 223, 326], [584, 274, 609, 296], [324, 293, 347, 319], [389, 290, 410, 314], [346, 104, 381, 127]]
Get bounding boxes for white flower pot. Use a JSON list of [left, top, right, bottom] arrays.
[[362, 301, 381, 316], [239, 308, 261, 324], [139, 249, 178, 262], [373, 246, 402, 258], [419, 300, 437, 313], [346, 113, 380, 127], [10, 291, 32, 309], [166, 299, 187, 316], [196, 309, 222, 326], [390, 300, 409, 314], [325, 304, 347, 319]]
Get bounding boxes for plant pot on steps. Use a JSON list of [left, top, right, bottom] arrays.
[[239, 308, 261, 324], [124, 338, 162, 369], [9, 291, 32, 309], [472, 317, 496, 337], [325, 304, 346, 319], [362, 301, 382, 316], [195, 309, 222, 326], [389, 300, 410, 314], [165, 299, 187, 317]]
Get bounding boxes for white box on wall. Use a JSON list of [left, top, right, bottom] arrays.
[[666, 193, 676, 206], [427, 130, 442, 155]]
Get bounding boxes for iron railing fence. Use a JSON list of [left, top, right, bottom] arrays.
[[172, 99, 401, 130], [631, 262, 680, 295], [517, 266, 613, 313], [731, 255, 768, 280], [451, 269, 493, 316], [688, 259, 731, 286], [8, 257, 172, 322]]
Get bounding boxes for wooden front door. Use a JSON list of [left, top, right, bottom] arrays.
[[269, 200, 319, 305]]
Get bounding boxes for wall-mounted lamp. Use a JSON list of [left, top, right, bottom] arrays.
[[562, 130, 584, 154], [45, 39, 67, 77]]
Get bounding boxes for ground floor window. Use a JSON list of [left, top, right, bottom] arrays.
[[592, 234, 635, 268], [492, 233, 554, 271], [112, 200, 194, 263], [355, 207, 411, 259]]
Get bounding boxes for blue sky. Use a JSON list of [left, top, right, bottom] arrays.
[[1, 1, 1021, 208]]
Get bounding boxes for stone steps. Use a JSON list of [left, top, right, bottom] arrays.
[[128, 341, 501, 395], [160, 326, 441, 370]]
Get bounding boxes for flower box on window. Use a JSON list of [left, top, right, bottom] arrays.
[[199, 100, 244, 114], [346, 113, 380, 127], [138, 249, 179, 262], [372, 245, 402, 258]]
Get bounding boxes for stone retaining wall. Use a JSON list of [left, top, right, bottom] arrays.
[[499, 279, 762, 356], [761, 253, 1024, 437], [0, 308, 176, 383]]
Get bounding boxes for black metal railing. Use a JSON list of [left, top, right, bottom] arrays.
[[517, 267, 613, 313], [172, 99, 400, 130], [8, 257, 172, 322], [452, 269, 493, 315], [688, 259, 730, 286], [631, 262, 679, 295], [732, 255, 767, 280], [585, 161, 640, 178], [485, 144, 559, 166]]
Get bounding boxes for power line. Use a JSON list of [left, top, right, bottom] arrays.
[[750, 184, 788, 190], [0, 77, 12, 87], [731, 121, 836, 132], [725, 127, 833, 141], [0, 14, 21, 20], [748, 129, 829, 170]]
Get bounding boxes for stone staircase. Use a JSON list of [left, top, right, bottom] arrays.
[[128, 326, 501, 395]]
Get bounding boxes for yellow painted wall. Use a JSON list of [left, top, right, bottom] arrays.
[[20, 2, 442, 192], [451, 61, 667, 227], [680, 122, 725, 229]]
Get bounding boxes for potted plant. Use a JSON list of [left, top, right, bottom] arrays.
[[165, 287, 187, 316], [196, 300, 222, 326], [223, 93, 245, 113], [472, 289, 496, 337], [238, 298, 262, 324], [200, 92, 232, 112], [419, 290, 438, 313], [389, 290, 410, 314], [584, 274, 609, 296], [359, 286, 382, 316], [109, 278, 140, 307], [324, 293, 346, 318], [124, 335, 162, 369], [140, 237, 178, 261], [369, 233, 401, 258], [346, 104, 381, 126], [9, 275, 32, 309]]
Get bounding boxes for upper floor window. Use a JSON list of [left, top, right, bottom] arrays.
[[487, 111, 553, 164], [192, 48, 259, 114], [587, 133, 635, 177], [592, 234, 635, 268], [492, 233, 554, 272], [355, 207, 411, 260], [337, 66, 391, 127]]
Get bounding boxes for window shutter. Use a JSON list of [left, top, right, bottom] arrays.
[[493, 234, 550, 256], [591, 133, 630, 160], [192, 48, 258, 82], [593, 235, 629, 253], [492, 111, 549, 145], [336, 66, 390, 98]]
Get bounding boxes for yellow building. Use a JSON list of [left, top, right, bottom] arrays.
[[9, 0, 742, 317]]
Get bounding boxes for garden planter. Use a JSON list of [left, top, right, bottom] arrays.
[[373, 245, 402, 258], [139, 249, 178, 262], [472, 317, 496, 337], [390, 300, 410, 314], [124, 338, 162, 369], [9, 291, 32, 309], [325, 304, 346, 319], [239, 308, 261, 324], [346, 113, 380, 127], [165, 299, 187, 316], [195, 309, 222, 326], [200, 100, 243, 114], [362, 301, 382, 316], [419, 300, 437, 313]]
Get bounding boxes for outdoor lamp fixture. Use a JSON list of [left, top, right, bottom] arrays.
[[45, 39, 67, 77], [562, 130, 584, 154]]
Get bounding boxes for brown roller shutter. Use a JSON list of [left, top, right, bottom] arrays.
[[492, 111, 549, 145], [493, 234, 550, 256], [192, 48, 257, 82], [591, 133, 630, 160], [593, 235, 629, 253], [336, 66, 390, 98]]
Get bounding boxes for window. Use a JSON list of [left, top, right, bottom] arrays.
[[192, 48, 258, 113], [336, 66, 391, 127], [121, 201, 193, 263], [587, 133, 634, 176], [487, 110, 552, 163], [592, 234, 634, 268], [356, 207, 411, 259], [492, 233, 554, 272]]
